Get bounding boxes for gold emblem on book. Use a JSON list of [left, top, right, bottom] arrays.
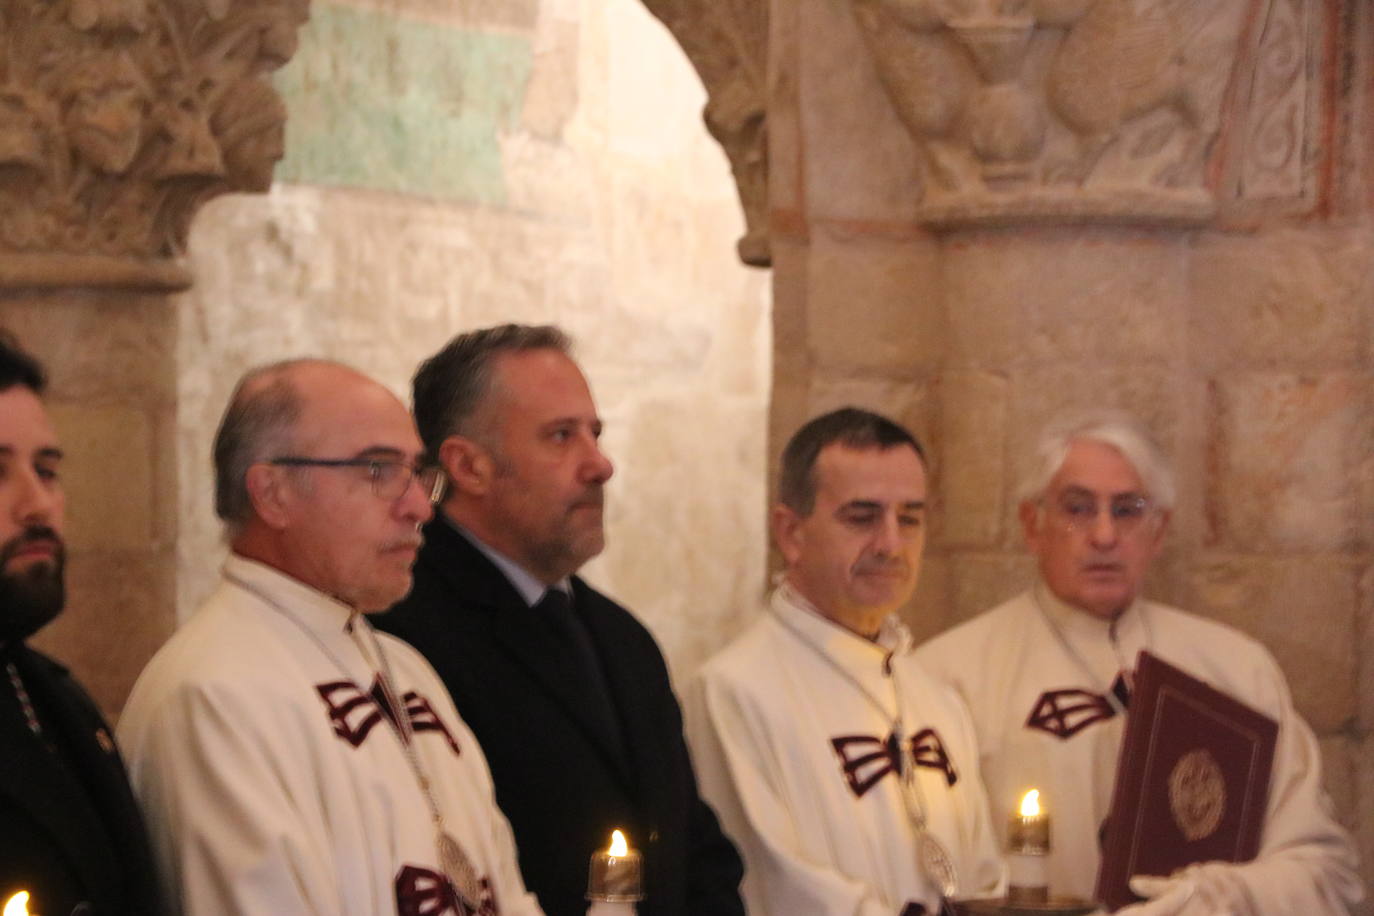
[[1168, 749, 1226, 841]]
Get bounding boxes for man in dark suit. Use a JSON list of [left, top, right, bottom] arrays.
[[375, 324, 745, 916], [0, 331, 162, 916]]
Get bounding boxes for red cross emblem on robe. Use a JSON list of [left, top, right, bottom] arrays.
[[1024, 672, 1131, 740], [395, 866, 497, 916], [315, 677, 461, 754], [830, 728, 958, 798]]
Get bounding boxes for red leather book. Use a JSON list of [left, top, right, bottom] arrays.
[[1095, 651, 1277, 911]]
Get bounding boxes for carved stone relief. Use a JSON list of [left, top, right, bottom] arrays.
[[1236, 0, 1310, 202], [0, 0, 307, 289], [853, 0, 1258, 228], [640, 0, 770, 266]]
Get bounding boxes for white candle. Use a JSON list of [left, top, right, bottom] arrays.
[[587, 829, 643, 914], [1008, 850, 1049, 889], [1007, 789, 1051, 904], [587, 903, 635, 916]]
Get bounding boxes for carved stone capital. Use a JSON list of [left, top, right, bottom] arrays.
[[641, 0, 770, 267], [0, 0, 307, 290], [855, 0, 1256, 229]]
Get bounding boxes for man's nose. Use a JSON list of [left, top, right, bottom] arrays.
[[1088, 506, 1120, 546], [394, 471, 435, 525], [580, 437, 614, 484], [872, 513, 903, 555], [14, 468, 60, 526]]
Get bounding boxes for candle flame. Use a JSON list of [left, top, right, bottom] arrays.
[[1019, 789, 1042, 818], [3, 891, 30, 916], [608, 829, 629, 857]]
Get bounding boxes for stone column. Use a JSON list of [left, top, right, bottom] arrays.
[[639, 0, 771, 265], [0, 0, 307, 718], [767, 0, 1374, 899]]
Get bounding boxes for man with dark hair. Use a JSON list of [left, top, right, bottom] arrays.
[[686, 407, 1005, 915], [117, 359, 542, 916], [375, 324, 746, 916], [0, 331, 163, 916]]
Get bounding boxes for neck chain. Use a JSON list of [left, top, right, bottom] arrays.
[[769, 585, 959, 898], [1031, 588, 1152, 718], [224, 569, 484, 909], [771, 584, 898, 723], [6, 661, 42, 738]]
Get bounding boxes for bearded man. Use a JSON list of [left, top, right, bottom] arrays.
[[375, 324, 745, 916], [0, 331, 162, 916]]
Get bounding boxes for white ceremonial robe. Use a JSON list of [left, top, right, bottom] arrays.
[[117, 555, 544, 916], [687, 585, 1006, 916], [914, 585, 1363, 914]]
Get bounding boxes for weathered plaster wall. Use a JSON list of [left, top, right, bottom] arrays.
[[175, 0, 771, 683], [766, 0, 1372, 905]]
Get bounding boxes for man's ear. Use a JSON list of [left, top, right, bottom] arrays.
[[1146, 507, 1172, 557], [245, 464, 292, 530], [438, 435, 494, 498], [771, 503, 805, 568]]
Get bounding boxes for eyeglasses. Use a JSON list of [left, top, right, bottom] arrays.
[[1044, 491, 1156, 534], [269, 456, 445, 504]]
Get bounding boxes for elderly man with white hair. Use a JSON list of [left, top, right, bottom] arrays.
[[915, 411, 1362, 915]]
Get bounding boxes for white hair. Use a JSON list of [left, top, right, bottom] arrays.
[[1019, 409, 1176, 510]]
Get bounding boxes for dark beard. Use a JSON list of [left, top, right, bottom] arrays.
[[0, 527, 65, 645]]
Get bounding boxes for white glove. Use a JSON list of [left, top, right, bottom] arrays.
[[1117, 873, 1203, 915], [1109, 863, 1251, 916]]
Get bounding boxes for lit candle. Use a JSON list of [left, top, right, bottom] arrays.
[[1007, 789, 1051, 904], [3, 891, 32, 916], [586, 829, 643, 915]]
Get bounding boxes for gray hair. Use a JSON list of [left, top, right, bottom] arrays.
[[411, 324, 571, 456], [1019, 410, 1176, 510], [212, 360, 309, 535]]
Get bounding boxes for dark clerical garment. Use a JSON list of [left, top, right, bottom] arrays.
[[0, 642, 162, 916]]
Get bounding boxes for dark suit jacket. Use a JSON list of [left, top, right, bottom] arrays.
[[0, 645, 162, 916], [374, 518, 745, 916]]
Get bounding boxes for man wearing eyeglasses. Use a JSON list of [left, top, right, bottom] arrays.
[[117, 359, 543, 916], [915, 411, 1361, 915]]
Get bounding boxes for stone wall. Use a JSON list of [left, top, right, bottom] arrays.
[[765, 0, 1372, 905], [174, 0, 771, 693]]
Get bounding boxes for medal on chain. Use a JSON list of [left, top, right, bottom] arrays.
[[227, 570, 486, 911], [364, 624, 484, 911], [439, 829, 484, 907], [897, 726, 959, 898], [773, 587, 961, 899]]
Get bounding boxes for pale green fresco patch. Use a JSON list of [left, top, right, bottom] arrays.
[[273, 3, 532, 205]]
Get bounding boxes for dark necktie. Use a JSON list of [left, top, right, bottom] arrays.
[[535, 588, 625, 761]]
